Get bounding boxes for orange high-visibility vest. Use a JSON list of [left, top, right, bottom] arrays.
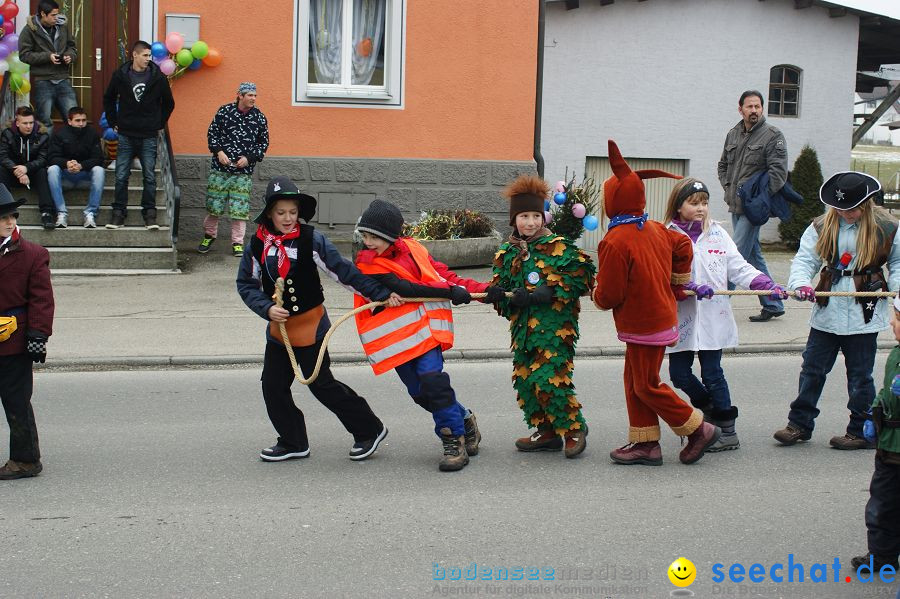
[[354, 239, 454, 374]]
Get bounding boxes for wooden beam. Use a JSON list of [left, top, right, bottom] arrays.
[[853, 84, 900, 147], [564, 0, 580, 9], [794, 0, 813, 8], [829, 7, 847, 17]]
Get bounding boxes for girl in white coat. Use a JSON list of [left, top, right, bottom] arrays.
[[664, 178, 788, 451]]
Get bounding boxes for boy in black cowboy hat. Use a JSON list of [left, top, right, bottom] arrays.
[[776, 171, 900, 449], [0, 183, 54, 479], [236, 176, 401, 462]]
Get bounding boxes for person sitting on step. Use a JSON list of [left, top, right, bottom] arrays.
[[46, 106, 105, 229], [0, 106, 53, 229]]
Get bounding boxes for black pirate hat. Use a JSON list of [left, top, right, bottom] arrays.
[[253, 176, 317, 224], [0, 184, 25, 218], [819, 171, 881, 210]]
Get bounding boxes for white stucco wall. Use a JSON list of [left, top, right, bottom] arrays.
[[541, 0, 860, 241]]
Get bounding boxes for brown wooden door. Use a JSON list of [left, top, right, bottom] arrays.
[[29, 0, 139, 125]]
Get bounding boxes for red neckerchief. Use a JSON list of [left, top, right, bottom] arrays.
[[0, 225, 19, 254], [256, 224, 300, 280]]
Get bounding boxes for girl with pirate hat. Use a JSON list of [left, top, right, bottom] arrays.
[[236, 176, 400, 463], [775, 171, 900, 450]]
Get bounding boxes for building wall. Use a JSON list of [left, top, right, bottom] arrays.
[[157, 0, 538, 161], [542, 0, 859, 242]]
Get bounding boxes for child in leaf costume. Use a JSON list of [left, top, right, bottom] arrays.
[[490, 174, 596, 458]]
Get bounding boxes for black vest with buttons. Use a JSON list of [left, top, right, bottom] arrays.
[[251, 224, 325, 315]]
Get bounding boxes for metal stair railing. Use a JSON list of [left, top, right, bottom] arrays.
[[157, 124, 181, 248], [0, 72, 14, 128]]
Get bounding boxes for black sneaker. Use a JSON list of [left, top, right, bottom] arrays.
[[349, 426, 388, 461], [197, 234, 215, 254], [105, 210, 125, 229], [259, 444, 310, 462], [144, 209, 159, 230], [41, 212, 55, 229]]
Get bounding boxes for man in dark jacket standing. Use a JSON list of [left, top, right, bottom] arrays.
[[18, 0, 78, 132], [47, 107, 105, 229], [717, 90, 788, 322], [0, 185, 54, 480], [0, 107, 53, 229], [102, 40, 174, 230]]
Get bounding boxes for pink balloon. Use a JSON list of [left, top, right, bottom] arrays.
[[544, 210, 553, 224], [572, 203, 586, 219], [159, 58, 176, 76], [2, 21, 12, 35], [165, 32, 184, 54], [555, 181, 566, 193]]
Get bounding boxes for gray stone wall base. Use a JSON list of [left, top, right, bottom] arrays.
[[173, 155, 535, 250]]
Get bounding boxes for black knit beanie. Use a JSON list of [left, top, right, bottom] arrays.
[[356, 199, 404, 242]]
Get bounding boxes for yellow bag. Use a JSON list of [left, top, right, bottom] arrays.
[[0, 316, 17, 342]]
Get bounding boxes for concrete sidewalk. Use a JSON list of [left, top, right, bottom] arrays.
[[44, 247, 897, 369]]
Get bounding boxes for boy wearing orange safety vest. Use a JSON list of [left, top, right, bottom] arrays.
[[354, 200, 507, 471]]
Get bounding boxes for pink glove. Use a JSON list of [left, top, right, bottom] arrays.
[[769, 284, 789, 300], [794, 286, 816, 302], [685, 281, 714, 300]]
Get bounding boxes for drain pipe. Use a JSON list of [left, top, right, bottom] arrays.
[[534, 0, 546, 177]]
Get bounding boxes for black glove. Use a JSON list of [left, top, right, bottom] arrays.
[[483, 285, 507, 303], [26, 333, 47, 364], [510, 287, 530, 307], [530, 285, 554, 305], [449, 285, 472, 305]]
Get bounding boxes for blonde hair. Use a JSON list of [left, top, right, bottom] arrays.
[[664, 177, 710, 232], [814, 200, 892, 266]]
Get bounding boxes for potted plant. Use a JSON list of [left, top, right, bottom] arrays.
[[402, 209, 501, 268]]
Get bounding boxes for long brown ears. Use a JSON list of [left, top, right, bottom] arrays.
[[636, 169, 682, 181], [608, 140, 632, 181]]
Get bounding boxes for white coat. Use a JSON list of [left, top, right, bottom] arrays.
[[665, 221, 764, 352]]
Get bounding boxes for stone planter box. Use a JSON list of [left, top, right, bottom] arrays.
[[416, 235, 502, 268]]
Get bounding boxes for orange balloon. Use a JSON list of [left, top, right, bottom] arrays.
[[202, 48, 222, 67]]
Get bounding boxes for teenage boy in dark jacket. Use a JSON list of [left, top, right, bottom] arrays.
[[46, 106, 105, 229], [102, 40, 174, 230], [0, 107, 53, 229]]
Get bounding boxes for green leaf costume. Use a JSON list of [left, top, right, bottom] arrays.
[[490, 233, 596, 435]]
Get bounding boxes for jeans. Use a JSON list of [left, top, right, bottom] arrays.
[[788, 328, 878, 437], [865, 456, 900, 559], [395, 346, 468, 437], [114, 135, 157, 214], [0, 167, 53, 213], [47, 165, 105, 216], [31, 79, 78, 131], [668, 349, 732, 412], [0, 354, 40, 463], [731, 213, 784, 313]]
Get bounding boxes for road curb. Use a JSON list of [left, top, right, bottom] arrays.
[[37, 340, 900, 370]]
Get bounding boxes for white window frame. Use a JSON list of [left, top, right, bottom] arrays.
[[293, 0, 406, 108]]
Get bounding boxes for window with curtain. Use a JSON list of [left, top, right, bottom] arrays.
[[768, 65, 801, 117], [296, 0, 404, 106]]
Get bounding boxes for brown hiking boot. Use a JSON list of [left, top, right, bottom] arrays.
[[0, 460, 42, 480], [773, 423, 812, 446], [610, 441, 663, 465], [564, 424, 588, 458], [438, 427, 469, 471], [829, 433, 874, 450], [679, 421, 721, 464], [463, 412, 481, 456], [515, 429, 562, 452]]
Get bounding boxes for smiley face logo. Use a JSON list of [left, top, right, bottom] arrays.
[[668, 557, 696, 587]]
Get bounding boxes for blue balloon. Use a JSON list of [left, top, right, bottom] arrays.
[[151, 41, 167, 59], [553, 192, 567, 205], [189, 58, 202, 70], [583, 215, 599, 231], [99, 112, 108, 128], [103, 128, 118, 141], [544, 200, 550, 211], [0, 15, 5, 26]]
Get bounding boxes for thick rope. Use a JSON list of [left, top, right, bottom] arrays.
[[272, 279, 896, 385]]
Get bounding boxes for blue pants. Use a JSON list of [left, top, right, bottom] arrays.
[[32, 79, 77, 131], [668, 349, 731, 412], [731, 213, 784, 313], [394, 346, 468, 437], [114, 135, 158, 214], [48, 165, 105, 216], [788, 328, 877, 437]]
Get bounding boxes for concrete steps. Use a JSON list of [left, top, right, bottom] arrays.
[[18, 203, 170, 227]]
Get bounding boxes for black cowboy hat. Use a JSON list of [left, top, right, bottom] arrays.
[[0, 183, 25, 218], [819, 171, 882, 210], [253, 176, 317, 224]]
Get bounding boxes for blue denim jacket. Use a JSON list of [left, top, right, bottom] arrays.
[[788, 218, 900, 335]]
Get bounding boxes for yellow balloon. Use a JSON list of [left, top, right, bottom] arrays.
[[17, 79, 30, 94]]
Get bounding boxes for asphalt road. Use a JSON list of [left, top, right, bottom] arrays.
[[1, 356, 898, 599]]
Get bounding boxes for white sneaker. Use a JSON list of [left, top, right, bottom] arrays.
[[55, 213, 68, 228], [83, 213, 97, 228]]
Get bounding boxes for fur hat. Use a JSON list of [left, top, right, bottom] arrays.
[[502, 174, 549, 226], [356, 199, 404, 243], [819, 171, 881, 210], [603, 140, 680, 219], [253, 176, 316, 224]]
